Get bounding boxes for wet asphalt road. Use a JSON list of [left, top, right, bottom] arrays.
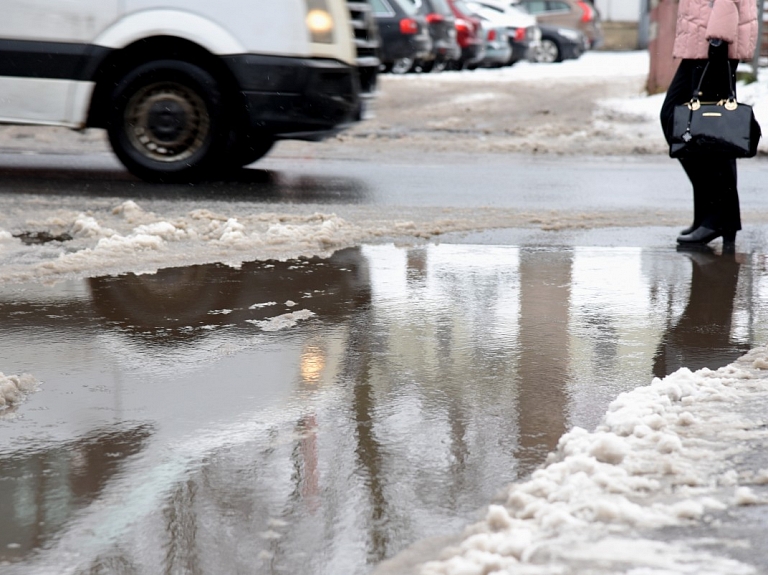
[[0, 149, 766, 214], [2, 150, 768, 574]]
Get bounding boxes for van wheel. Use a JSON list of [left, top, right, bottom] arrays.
[[107, 60, 229, 183]]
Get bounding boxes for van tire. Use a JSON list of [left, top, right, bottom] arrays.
[[107, 60, 229, 183]]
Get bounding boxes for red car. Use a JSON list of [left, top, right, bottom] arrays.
[[445, 0, 486, 69]]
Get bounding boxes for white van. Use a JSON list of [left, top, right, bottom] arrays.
[[0, 1, 379, 182]]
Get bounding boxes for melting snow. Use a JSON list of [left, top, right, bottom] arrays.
[[0, 372, 39, 411], [246, 309, 315, 332], [418, 346, 768, 575]]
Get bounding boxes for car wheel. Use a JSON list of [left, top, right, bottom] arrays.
[[107, 60, 229, 183], [536, 38, 562, 63], [420, 58, 447, 73], [390, 57, 415, 75], [435, 60, 449, 72]]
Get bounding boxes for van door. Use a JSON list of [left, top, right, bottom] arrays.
[[0, 1, 120, 126]]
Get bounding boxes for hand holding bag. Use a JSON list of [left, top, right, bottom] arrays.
[[669, 61, 761, 159]]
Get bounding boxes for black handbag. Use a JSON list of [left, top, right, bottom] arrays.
[[670, 61, 761, 159]]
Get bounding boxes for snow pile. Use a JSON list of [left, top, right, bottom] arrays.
[[0, 372, 39, 410], [0, 202, 385, 283], [420, 346, 768, 575]]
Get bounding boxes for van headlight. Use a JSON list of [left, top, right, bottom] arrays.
[[306, 0, 335, 44]]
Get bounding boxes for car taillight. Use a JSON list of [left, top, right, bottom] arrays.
[[455, 18, 469, 32], [487, 29, 497, 41], [576, 0, 593, 22], [400, 18, 419, 34], [426, 13, 445, 24], [513, 27, 526, 42]]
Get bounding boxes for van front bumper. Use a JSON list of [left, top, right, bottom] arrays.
[[223, 54, 362, 141]]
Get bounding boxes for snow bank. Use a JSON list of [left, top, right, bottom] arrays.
[[420, 346, 768, 574], [390, 51, 651, 83], [0, 202, 379, 283], [0, 372, 39, 411]]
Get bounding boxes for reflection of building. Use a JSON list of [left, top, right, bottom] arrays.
[[0, 425, 152, 562], [88, 247, 371, 341], [516, 248, 572, 474]]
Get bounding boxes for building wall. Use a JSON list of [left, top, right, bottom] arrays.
[[595, 0, 641, 22]]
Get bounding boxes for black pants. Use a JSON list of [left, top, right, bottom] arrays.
[[660, 59, 741, 232]]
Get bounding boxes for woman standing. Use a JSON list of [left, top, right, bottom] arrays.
[[660, 0, 758, 247]]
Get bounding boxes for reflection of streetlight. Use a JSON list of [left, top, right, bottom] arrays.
[[301, 345, 326, 385]]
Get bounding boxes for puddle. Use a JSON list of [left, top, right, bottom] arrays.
[[12, 231, 73, 245], [1, 245, 767, 575]]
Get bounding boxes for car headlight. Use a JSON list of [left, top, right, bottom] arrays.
[[557, 28, 581, 42], [306, 0, 335, 44]]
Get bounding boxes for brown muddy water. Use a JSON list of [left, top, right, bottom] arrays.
[[1, 244, 767, 575]]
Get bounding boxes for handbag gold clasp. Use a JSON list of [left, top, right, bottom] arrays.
[[724, 98, 738, 111], [688, 98, 701, 111]]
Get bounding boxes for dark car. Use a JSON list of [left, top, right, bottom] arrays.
[[371, 0, 434, 73], [445, 0, 486, 69], [531, 24, 586, 62], [404, 0, 462, 71]]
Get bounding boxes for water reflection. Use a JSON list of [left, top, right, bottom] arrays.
[[516, 249, 572, 474], [87, 247, 371, 342], [653, 249, 749, 377], [0, 425, 152, 563], [1, 245, 768, 575]]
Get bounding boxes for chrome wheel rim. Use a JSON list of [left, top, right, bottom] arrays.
[[391, 57, 414, 74], [536, 40, 559, 63]]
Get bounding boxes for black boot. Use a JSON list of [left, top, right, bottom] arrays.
[[677, 226, 736, 246]]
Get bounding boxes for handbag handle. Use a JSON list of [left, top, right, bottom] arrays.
[[690, 60, 737, 107]]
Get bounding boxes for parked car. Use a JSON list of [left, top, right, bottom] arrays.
[[532, 24, 586, 62], [465, 0, 540, 65], [403, 0, 462, 71], [466, 10, 512, 68], [512, 0, 603, 49], [371, 0, 434, 74], [445, 0, 487, 69]]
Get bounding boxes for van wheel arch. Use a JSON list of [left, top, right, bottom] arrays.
[[86, 36, 243, 130]]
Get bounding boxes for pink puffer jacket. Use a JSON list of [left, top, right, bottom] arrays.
[[673, 0, 758, 60]]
